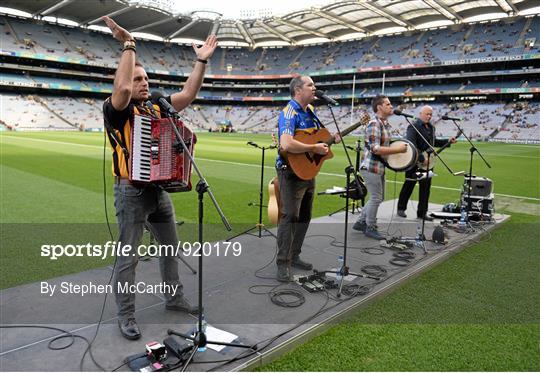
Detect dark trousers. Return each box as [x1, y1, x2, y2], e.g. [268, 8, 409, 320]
[397, 167, 432, 218]
[276, 167, 315, 266]
[113, 183, 183, 320]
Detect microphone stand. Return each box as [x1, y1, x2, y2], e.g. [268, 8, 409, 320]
[321, 104, 374, 297]
[226, 141, 277, 241]
[445, 119, 491, 222]
[161, 110, 253, 370]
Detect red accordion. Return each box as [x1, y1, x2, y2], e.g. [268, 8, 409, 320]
[129, 114, 196, 192]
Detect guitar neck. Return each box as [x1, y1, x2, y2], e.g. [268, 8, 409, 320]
[435, 130, 462, 155]
[435, 141, 451, 155]
[325, 119, 366, 146]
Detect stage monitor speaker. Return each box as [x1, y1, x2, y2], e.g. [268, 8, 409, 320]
[464, 176, 493, 197]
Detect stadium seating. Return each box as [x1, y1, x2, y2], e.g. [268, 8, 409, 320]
[0, 94, 75, 130]
[2, 15, 538, 74]
[1, 15, 539, 142]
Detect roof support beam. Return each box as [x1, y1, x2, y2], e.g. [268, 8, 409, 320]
[85, 7, 133, 25]
[274, 17, 329, 38]
[313, 10, 366, 33]
[236, 22, 255, 46]
[494, 0, 519, 14]
[255, 21, 293, 43]
[360, 1, 415, 28]
[131, 16, 175, 32]
[210, 19, 221, 36]
[424, 0, 463, 21]
[35, 0, 75, 17]
[167, 19, 197, 39]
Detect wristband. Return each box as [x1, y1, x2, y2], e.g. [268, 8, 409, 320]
[123, 40, 136, 49]
[196, 58, 208, 64]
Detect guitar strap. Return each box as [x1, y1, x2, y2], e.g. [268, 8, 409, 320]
[307, 106, 324, 129]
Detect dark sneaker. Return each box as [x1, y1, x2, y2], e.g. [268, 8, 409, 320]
[352, 220, 366, 232]
[397, 210, 407, 218]
[364, 226, 385, 240]
[418, 215, 434, 221]
[291, 257, 313, 270]
[276, 265, 290, 282]
[165, 297, 200, 314]
[118, 318, 141, 340]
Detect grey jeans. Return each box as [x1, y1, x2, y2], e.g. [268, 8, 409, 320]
[113, 183, 183, 320]
[276, 167, 315, 266]
[357, 169, 385, 227]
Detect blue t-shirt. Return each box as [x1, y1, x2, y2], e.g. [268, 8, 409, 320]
[276, 99, 322, 168]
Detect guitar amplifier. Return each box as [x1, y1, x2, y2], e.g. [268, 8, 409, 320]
[463, 176, 493, 197]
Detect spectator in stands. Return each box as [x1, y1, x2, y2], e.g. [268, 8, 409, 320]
[352, 95, 407, 240]
[396, 105, 456, 220]
[274, 75, 340, 282]
[101, 16, 217, 341]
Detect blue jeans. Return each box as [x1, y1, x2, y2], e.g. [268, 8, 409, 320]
[357, 169, 385, 227]
[113, 182, 183, 320]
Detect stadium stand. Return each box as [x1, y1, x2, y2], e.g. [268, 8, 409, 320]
[2, 15, 539, 74]
[0, 94, 75, 130]
[0, 13, 538, 142]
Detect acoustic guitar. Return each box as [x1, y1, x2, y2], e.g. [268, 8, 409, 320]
[267, 176, 280, 225]
[280, 111, 371, 180]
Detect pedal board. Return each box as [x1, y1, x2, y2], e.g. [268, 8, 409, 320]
[294, 273, 337, 292]
[380, 240, 409, 251]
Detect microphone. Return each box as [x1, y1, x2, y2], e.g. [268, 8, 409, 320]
[151, 91, 177, 115]
[145, 100, 158, 118]
[315, 90, 339, 106]
[393, 109, 416, 119]
[441, 115, 463, 121]
[247, 141, 258, 148]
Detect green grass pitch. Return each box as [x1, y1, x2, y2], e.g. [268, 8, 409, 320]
[1, 131, 539, 371]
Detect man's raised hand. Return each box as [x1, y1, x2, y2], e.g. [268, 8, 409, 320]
[192, 34, 218, 61]
[102, 16, 133, 42]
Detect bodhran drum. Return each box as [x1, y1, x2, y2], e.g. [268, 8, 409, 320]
[384, 139, 418, 172]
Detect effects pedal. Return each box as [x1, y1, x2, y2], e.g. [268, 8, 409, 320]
[380, 240, 408, 251]
[163, 336, 194, 362]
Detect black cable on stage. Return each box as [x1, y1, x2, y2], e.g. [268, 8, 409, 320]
[389, 257, 411, 266]
[253, 236, 279, 280]
[0, 325, 106, 371]
[341, 284, 372, 297]
[361, 264, 388, 278]
[306, 233, 385, 255]
[393, 251, 415, 260]
[269, 288, 305, 307]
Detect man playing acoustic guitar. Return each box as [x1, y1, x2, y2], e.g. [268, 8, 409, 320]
[275, 75, 340, 282]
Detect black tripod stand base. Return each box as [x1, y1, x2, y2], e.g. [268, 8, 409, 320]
[167, 328, 255, 350]
[225, 225, 277, 241]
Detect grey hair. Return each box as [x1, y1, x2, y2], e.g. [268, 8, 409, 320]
[289, 76, 306, 98]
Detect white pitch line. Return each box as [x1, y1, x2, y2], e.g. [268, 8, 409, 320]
[3, 136, 540, 201]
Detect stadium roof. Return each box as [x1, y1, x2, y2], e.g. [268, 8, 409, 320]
[1, 0, 539, 47]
